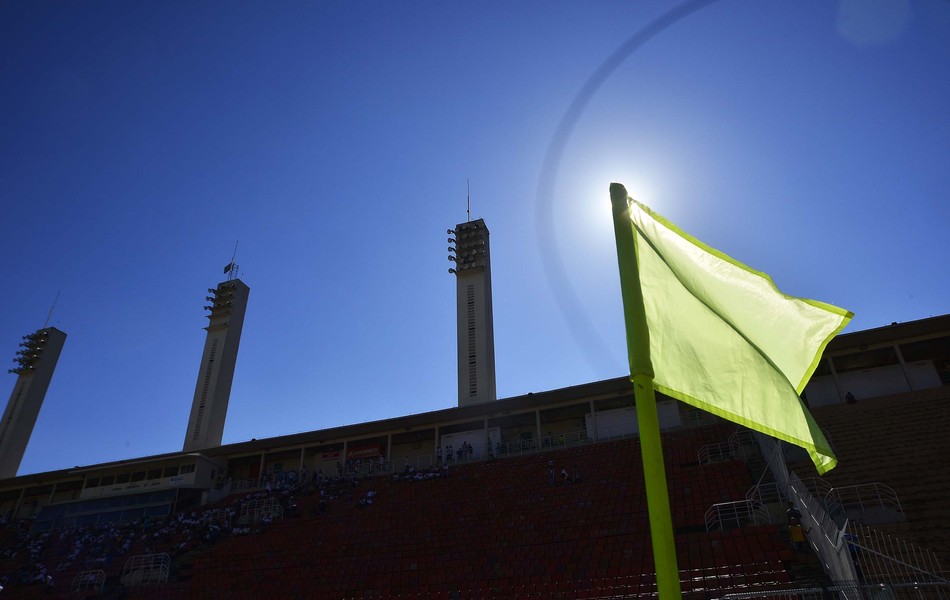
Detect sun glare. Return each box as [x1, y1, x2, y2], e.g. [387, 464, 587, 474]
[564, 163, 660, 244]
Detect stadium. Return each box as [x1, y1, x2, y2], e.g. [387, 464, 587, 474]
[4, 1, 950, 597]
[1, 213, 948, 600]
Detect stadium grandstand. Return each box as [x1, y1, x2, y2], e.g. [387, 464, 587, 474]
[0, 312, 947, 598]
[2, 225, 949, 599]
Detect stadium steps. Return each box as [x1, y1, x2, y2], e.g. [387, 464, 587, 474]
[783, 547, 834, 588]
[792, 386, 950, 567]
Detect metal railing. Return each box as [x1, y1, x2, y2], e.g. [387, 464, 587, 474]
[699, 441, 739, 464]
[824, 482, 905, 523]
[798, 476, 833, 500]
[705, 499, 771, 531]
[733, 429, 759, 463]
[333, 572, 950, 600]
[70, 569, 105, 593]
[848, 522, 947, 586]
[240, 496, 283, 524]
[745, 481, 785, 506]
[718, 581, 950, 600]
[699, 428, 755, 465]
[120, 553, 170, 587]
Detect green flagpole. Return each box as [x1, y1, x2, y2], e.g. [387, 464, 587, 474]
[609, 182, 682, 600]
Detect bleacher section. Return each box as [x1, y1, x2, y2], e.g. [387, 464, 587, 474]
[0, 422, 830, 598]
[0, 492, 232, 599]
[97, 424, 801, 599]
[796, 386, 950, 567]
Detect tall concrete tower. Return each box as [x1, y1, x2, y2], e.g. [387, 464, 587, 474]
[183, 277, 249, 452]
[448, 219, 497, 406]
[0, 327, 67, 479]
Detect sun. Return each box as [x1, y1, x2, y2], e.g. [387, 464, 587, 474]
[560, 157, 660, 245]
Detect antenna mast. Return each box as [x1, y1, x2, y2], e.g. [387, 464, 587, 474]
[43, 291, 60, 329]
[467, 179, 471, 223]
[225, 240, 239, 281]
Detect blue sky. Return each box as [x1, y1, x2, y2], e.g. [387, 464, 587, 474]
[2, 1, 948, 476]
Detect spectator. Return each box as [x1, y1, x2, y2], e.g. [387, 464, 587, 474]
[788, 518, 810, 552]
[786, 502, 802, 525]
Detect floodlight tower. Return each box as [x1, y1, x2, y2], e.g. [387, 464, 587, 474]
[183, 271, 249, 452]
[448, 219, 497, 406]
[0, 327, 67, 479]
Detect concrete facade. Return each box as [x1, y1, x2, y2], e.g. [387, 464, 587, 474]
[183, 279, 249, 452]
[0, 327, 67, 479]
[449, 219, 497, 407]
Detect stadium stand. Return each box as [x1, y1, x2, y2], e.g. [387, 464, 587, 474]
[1, 423, 814, 599]
[1, 315, 948, 598]
[793, 385, 950, 569]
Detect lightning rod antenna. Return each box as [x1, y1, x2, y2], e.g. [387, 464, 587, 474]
[467, 179, 471, 223]
[226, 240, 239, 281]
[43, 291, 60, 329]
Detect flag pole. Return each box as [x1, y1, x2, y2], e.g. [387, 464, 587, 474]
[609, 182, 682, 600]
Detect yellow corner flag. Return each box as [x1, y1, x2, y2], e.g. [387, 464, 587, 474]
[611, 184, 852, 475]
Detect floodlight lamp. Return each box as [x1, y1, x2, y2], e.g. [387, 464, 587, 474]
[447, 229, 455, 235]
[448, 268, 456, 274]
[448, 238, 456, 244]
[448, 256, 456, 262]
